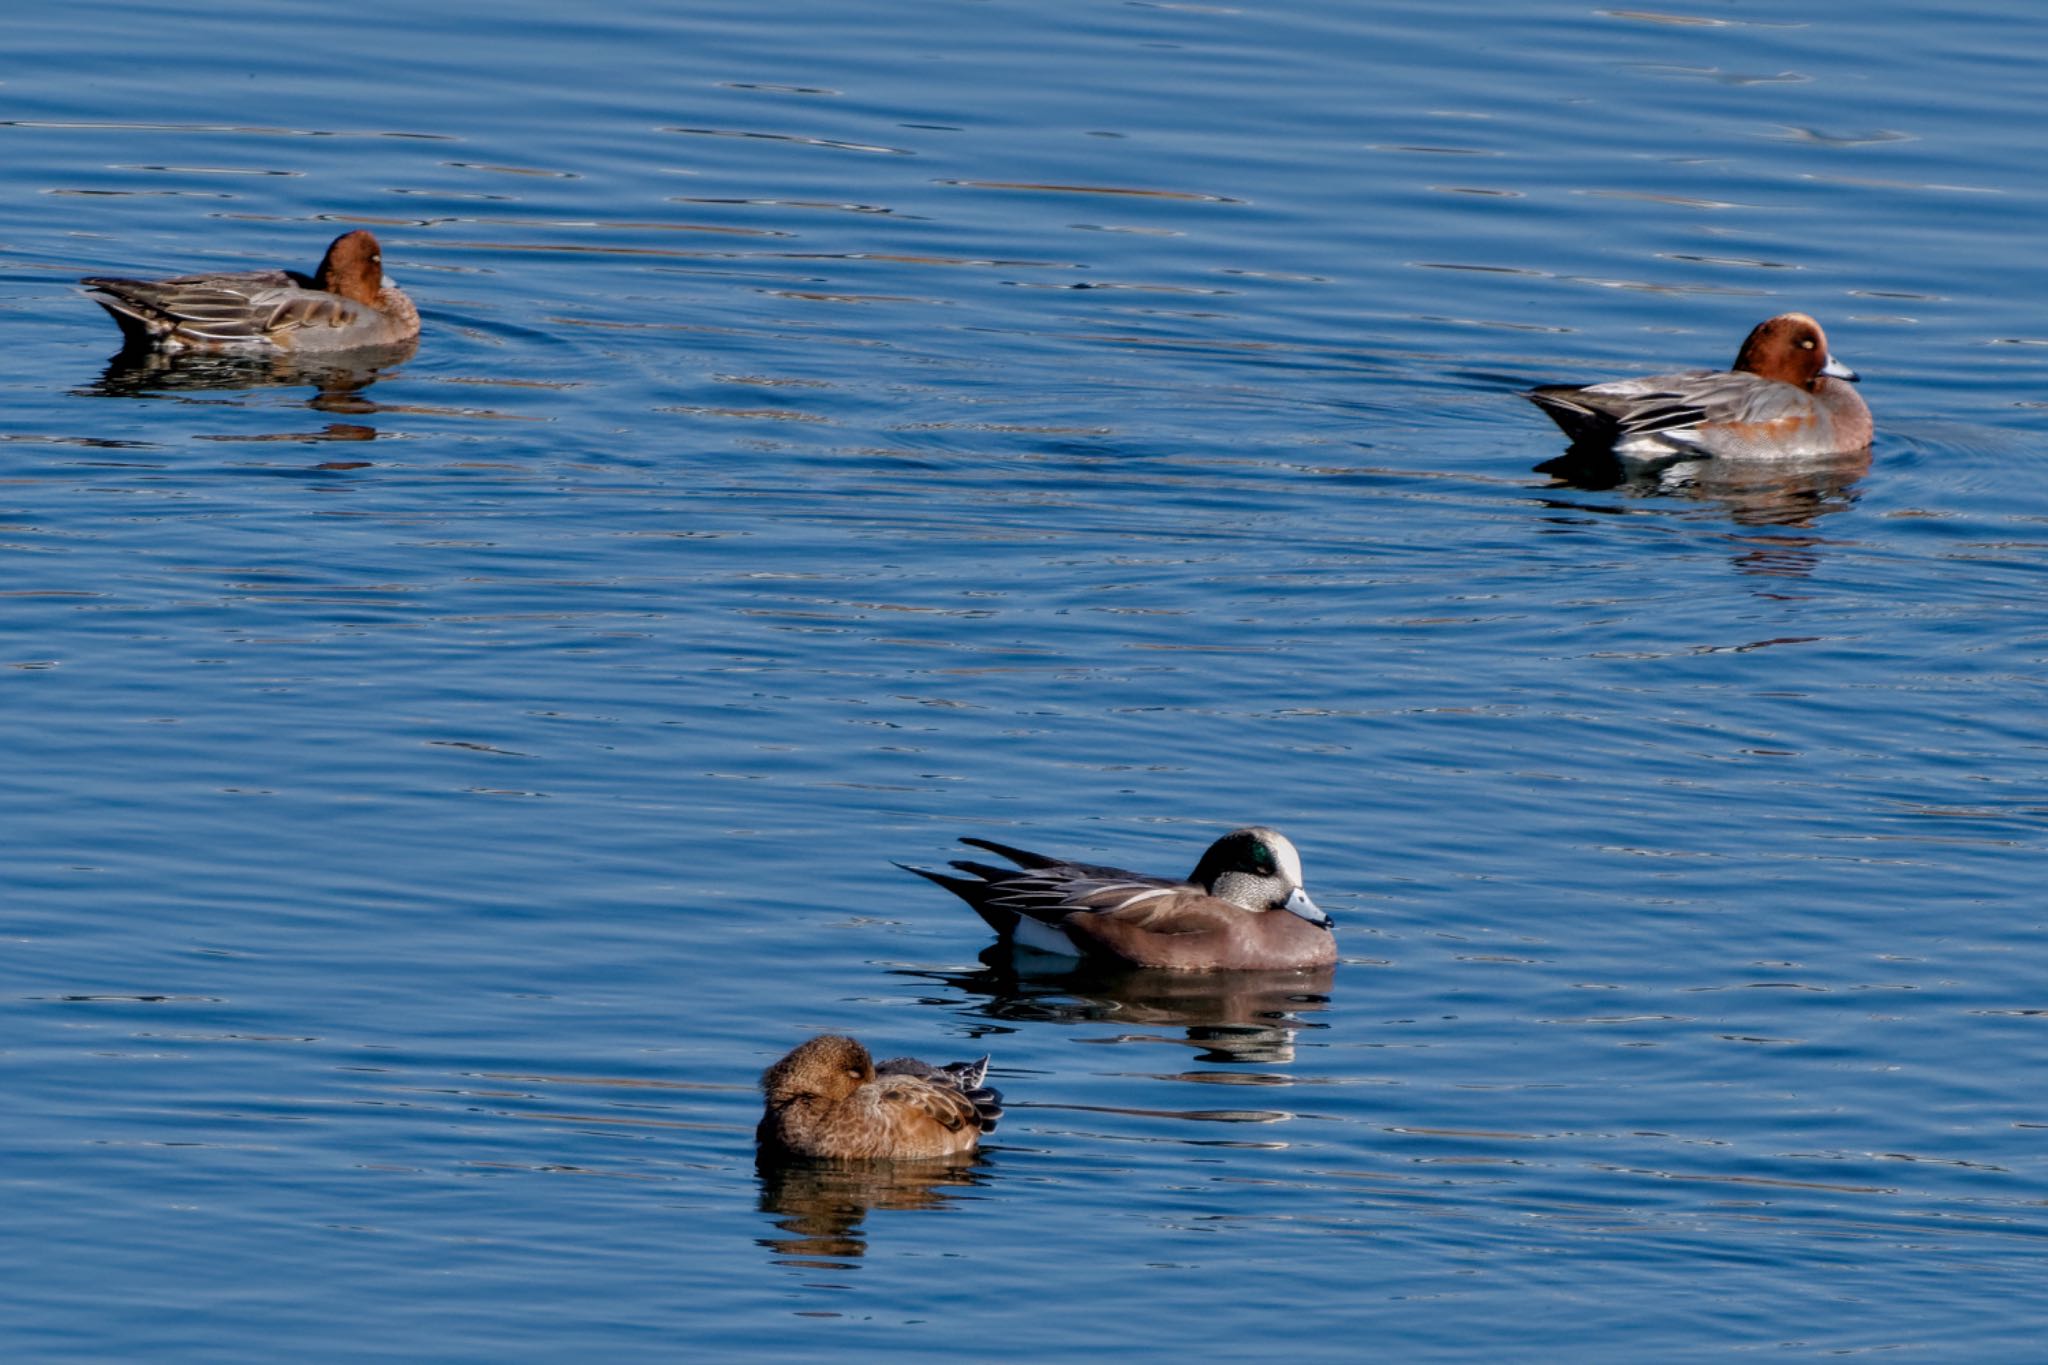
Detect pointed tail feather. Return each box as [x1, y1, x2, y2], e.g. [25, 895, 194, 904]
[895, 861, 1021, 937]
[1524, 385, 1615, 444]
[958, 835, 1065, 869]
[947, 858, 1017, 881]
[82, 284, 173, 347]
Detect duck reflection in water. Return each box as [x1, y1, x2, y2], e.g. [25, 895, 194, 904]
[77, 339, 417, 437]
[1536, 447, 1871, 579]
[903, 947, 1336, 1066]
[1536, 445, 1871, 529]
[755, 1150, 993, 1266]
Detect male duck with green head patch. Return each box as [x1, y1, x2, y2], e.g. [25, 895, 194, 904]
[902, 826, 1336, 971]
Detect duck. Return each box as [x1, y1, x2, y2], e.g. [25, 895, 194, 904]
[81, 229, 420, 353]
[902, 826, 1336, 971]
[1525, 312, 1871, 460]
[757, 1034, 1003, 1160]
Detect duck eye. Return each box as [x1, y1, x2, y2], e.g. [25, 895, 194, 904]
[1800, 338, 1814, 349]
[1251, 842, 1275, 873]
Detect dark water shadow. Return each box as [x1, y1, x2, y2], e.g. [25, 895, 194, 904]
[1534, 445, 1872, 528]
[75, 341, 418, 434]
[754, 1150, 993, 1266]
[898, 948, 1335, 1065]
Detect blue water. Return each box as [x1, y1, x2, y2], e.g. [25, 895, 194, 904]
[6, 0, 2048, 1359]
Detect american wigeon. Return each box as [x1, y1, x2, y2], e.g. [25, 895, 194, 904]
[902, 826, 1336, 971]
[757, 1035, 1003, 1160]
[81, 229, 420, 353]
[1525, 313, 1871, 460]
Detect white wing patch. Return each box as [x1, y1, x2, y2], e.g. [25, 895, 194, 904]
[1010, 914, 1082, 957]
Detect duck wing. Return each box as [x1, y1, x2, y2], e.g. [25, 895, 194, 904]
[870, 1072, 987, 1136]
[1531, 368, 1818, 456]
[82, 269, 375, 347]
[972, 862, 1189, 929]
[878, 1056, 1002, 1132]
[901, 838, 1176, 938]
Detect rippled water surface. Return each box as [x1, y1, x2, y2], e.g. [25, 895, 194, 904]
[7, 0, 2048, 1359]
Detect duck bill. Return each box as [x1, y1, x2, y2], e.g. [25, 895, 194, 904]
[1281, 886, 1332, 928]
[1821, 355, 1860, 383]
